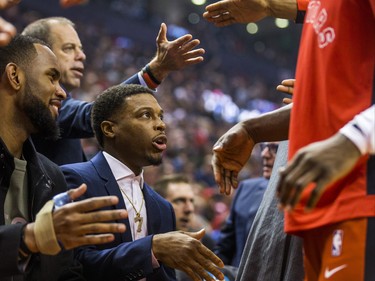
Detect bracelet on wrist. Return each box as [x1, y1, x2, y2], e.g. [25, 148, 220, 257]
[143, 64, 161, 85]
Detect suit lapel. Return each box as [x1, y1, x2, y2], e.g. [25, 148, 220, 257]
[91, 152, 132, 242]
[143, 183, 162, 234]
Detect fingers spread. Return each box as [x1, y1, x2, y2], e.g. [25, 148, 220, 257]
[179, 39, 200, 53]
[281, 79, 295, 87]
[76, 209, 128, 224]
[173, 34, 194, 48]
[72, 222, 126, 236]
[69, 196, 119, 213]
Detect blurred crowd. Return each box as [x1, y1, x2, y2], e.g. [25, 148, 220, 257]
[1, 1, 299, 238]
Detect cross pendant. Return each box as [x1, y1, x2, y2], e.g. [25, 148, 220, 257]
[134, 213, 143, 233]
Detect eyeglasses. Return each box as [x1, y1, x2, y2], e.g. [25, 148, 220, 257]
[260, 143, 279, 154]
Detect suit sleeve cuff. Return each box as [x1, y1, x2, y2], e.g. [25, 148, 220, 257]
[151, 250, 160, 269]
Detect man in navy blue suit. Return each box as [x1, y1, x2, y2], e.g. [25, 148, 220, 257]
[22, 17, 205, 165]
[61, 84, 224, 281]
[214, 142, 279, 267]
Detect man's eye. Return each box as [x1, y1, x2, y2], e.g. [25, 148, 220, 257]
[63, 46, 75, 53]
[142, 112, 151, 118]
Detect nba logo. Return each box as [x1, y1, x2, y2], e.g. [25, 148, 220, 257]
[331, 229, 344, 256]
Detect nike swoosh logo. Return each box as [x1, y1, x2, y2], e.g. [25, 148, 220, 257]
[324, 264, 347, 279]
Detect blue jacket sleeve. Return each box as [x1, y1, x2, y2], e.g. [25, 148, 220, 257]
[58, 73, 142, 139]
[122, 73, 141, 85]
[57, 96, 94, 138]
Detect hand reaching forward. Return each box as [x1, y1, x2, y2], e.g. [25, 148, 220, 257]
[152, 229, 225, 281]
[203, 0, 297, 27]
[212, 122, 255, 195]
[24, 184, 127, 253]
[148, 23, 205, 82]
[203, 0, 269, 27]
[277, 133, 362, 211]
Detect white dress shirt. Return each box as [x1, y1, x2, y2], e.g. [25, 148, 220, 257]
[103, 152, 147, 241]
[103, 152, 160, 280]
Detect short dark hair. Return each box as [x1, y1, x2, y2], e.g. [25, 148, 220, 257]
[92, 84, 155, 148]
[0, 35, 48, 76]
[21, 17, 75, 47]
[153, 174, 190, 198]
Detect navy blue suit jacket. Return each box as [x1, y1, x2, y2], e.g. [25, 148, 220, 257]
[32, 74, 140, 165]
[214, 177, 268, 267]
[60, 152, 177, 281]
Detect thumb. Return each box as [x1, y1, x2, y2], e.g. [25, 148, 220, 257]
[213, 144, 224, 152]
[183, 228, 206, 240]
[156, 22, 167, 44]
[67, 183, 87, 200]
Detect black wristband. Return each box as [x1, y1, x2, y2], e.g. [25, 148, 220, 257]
[143, 64, 161, 85]
[19, 224, 33, 257]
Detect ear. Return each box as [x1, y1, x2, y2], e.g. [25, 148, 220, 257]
[5, 63, 22, 90]
[101, 121, 116, 139]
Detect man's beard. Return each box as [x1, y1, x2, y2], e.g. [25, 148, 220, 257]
[148, 155, 163, 167]
[24, 83, 60, 140]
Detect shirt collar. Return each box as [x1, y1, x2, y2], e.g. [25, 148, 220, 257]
[103, 151, 144, 188]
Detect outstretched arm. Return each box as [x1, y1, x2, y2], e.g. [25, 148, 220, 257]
[124, 23, 205, 90]
[277, 105, 375, 211]
[212, 104, 291, 195]
[203, 0, 298, 27]
[152, 229, 224, 281]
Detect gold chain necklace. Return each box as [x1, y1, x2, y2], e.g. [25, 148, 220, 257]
[119, 187, 144, 233]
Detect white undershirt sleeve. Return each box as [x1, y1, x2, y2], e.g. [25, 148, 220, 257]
[339, 105, 375, 155]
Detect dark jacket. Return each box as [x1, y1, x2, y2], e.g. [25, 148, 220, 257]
[0, 138, 84, 281]
[61, 152, 177, 281]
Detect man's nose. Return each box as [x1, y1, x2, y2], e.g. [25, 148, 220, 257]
[155, 119, 166, 131]
[75, 48, 86, 61]
[184, 201, 194, 213]
[56, 83, 67, 100]
[261, 147, 271, 158]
